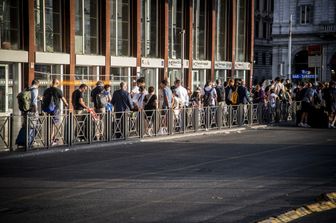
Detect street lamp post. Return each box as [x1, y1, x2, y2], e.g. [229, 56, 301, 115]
[288, 14, 293, 81]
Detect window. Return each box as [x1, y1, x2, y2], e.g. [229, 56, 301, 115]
[300, 5, 313, 25]
[75, 0, 99, 54]
[168, 0, 184, 59]
[110, 0, 130, 56]
[236, 0, 248, 62]
[193, 0, 207, 60]
[141, 0, 159, 58]
[0, 0, 21, 50]
[215, 0, 231, 61]
[35, 0, 63, 52]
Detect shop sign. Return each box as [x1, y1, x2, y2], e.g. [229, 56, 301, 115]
[111, 56, 136, 67]
[215, 61, 232, 69]
[141, 58, 164, 68]
[234, 62, 251, 70]
[193, 60, 211, 69]
[168, 59, 190, 68]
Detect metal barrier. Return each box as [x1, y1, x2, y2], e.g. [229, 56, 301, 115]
[0, 102, 303, 152]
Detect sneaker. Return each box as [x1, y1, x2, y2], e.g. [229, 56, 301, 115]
[298, 122, 304, 127]
[331, 125, 336, 129]
[328, 123, 332, 129]
[304, 123, 311, 128]
[51, 141, 58, 146]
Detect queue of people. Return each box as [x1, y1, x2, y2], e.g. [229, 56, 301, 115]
[16, 76, 336, 147]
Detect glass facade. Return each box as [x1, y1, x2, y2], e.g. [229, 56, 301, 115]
[110, 67, 129, 93]
[75, 0, 99, 54]
[215, 0, 231, 61]
[35, 0, 62, 52]
[168, 0, 184, 59]
[141, 0, 159, 58]
[0, 0, 20, 50]
[110, 0, 130, 56]
[192, 0, 207, 60]
[236, 0, 248, 62]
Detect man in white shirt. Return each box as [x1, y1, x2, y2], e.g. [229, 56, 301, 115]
[174, 79, 189, 107]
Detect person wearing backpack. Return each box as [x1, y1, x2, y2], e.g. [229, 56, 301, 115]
[91, 80, 107, 114]
[42, 78, 69, 146]
[16, 79, 41, 147]
[203, 81, 217, 107]
[215, 79, 225, 106]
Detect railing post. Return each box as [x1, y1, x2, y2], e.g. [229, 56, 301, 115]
[88, 112, 92, 144]
[46, 114, 51, 149]
[194, 108, 199, 132]
[25, 114, 29, 151]
[124, 112, 129, 140]
[9, 114, 13, 152]
[229, 105, 232, 128]
[217, 105, 223, 129]
[69, 112, 73, 146]
[140, 111, 144, 139]
[168, 109, 173, 135]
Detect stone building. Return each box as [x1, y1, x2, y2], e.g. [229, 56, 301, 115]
[272, 0, 336, 82]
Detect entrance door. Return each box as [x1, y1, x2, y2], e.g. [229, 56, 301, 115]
[192, 70, 206, 91]
[0, 65, 9, 114]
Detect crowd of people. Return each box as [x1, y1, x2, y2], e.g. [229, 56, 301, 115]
[16, 76, 336, 146]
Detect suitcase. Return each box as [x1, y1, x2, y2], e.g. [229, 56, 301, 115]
[16, 127, 35, 147]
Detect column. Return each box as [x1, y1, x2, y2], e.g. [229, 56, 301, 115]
[136, 0, 141, 72]
[231, 0, 237, 79]
[164, 0, 169, 80]
[69, 0, 76, 106]
[105, 0, 111, 82]
[188, 0, 193, 89]
[211, 0, 216, 81]
[27, 0, 35, 86]
[249, 0, 254, 89]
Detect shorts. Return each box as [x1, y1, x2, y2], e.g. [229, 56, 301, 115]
[301, 101, 312, 113]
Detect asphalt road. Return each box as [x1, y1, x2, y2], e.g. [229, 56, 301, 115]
[0, 127, 335, 223]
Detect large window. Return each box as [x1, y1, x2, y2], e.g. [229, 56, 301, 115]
[300, 5, 313, 25]
[235, 0, 248, 62]
[110, 0, 130, 56]
[0, 0, 20, 50]
[168, 0, 184, 59]
[35, 0, 62, 52]
[75, 0, 99, 54]
[215, 0, 231, 61]
[193, 0, 207, 60]
[141, 0, 159, 58]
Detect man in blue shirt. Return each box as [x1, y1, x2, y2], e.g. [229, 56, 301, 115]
[160, 80, 172, 110]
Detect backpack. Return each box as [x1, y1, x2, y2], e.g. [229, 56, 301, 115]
[216, 86, 225, 102]
[231, 90, 238, 105]
[96, 92, 108, 109]
[17, 88, 31, 112]
[203, 89, 212, 107]
[42, 95, 56, 113]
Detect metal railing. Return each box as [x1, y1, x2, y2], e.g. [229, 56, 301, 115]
[0, 101, 302, 152]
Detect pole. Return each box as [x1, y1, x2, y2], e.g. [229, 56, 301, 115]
[288, 14, 293, 80]
[181, 29, 185, 84]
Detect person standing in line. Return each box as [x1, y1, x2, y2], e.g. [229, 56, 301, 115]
[111, 82, 133, 138]
[42, 78, 68, 145]
[174, 79, 189, 108]
[90, 80, 105, 114]
[160, 80, 173, 110]
[299, 82, 314, 128]
[72, 84, 89, 141]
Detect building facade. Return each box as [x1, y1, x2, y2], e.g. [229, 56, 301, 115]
[0, 0, 254, 114]
[253, 0, 273, 84]
[272, 0, 336, 82]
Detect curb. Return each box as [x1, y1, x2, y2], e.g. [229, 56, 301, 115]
[256, 192, 336, 223]
[0, 125, 268, 160]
